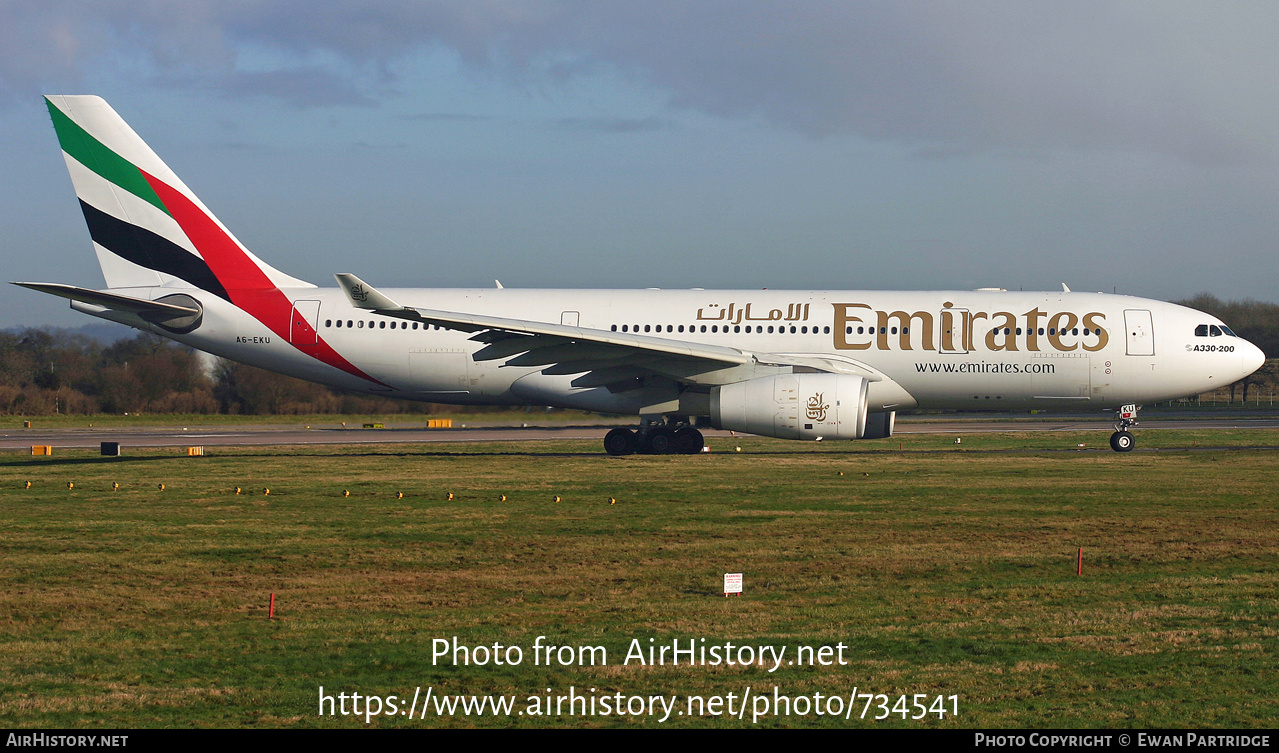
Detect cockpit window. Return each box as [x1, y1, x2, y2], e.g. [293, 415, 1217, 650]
[1196, 323, 1239, 337]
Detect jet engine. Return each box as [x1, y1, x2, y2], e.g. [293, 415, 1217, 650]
[710, 373, 871, 440]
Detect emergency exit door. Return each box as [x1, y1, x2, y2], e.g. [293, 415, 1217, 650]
[1124, 309, 1154, 356]
[290, 300, 321, 346]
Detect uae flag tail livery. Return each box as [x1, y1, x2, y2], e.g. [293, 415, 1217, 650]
[32, 95, 378, 384]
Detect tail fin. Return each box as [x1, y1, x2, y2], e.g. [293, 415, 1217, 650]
[45, 95, 312, 295]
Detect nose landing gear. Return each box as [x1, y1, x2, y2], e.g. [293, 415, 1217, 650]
[1109, 404, 1138, 452]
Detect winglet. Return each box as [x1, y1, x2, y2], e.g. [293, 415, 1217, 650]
[334, 273, 406, 311]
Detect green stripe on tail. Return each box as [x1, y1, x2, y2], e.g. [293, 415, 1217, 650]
[45, 97, 170, 217]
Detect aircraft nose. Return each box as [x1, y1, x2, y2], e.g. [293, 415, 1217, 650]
[1240, 339, 1266, 378]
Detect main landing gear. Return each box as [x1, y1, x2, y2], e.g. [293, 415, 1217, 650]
[1109, 404, 1138, 453]
[604, 420, 704, 456]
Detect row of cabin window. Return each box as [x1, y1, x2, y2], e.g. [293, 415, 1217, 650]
[843, 326, 1099, 336]
[986, 327, 1100, 336]
[324, 319, 446, 331]
[320, 318, 1107, 339]
[610, 323, 833, 334]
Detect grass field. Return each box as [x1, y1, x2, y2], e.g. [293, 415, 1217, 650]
[2, 429, 1278, 728]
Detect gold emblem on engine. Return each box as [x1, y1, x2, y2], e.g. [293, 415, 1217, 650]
[806, 393, 829, 421]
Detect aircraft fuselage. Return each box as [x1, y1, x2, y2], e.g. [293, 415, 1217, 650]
[93, 286, 1263, 415]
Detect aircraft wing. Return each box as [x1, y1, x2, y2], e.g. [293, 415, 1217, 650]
[335, 274, 882, 389]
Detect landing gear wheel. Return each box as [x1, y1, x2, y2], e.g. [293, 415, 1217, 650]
[1110, 430, 1135, 453]
[604, 428, 637, 456]
[1109, 404, 1139, 453]
[674, 427, 704, 455]
[646, 427, 676, 455]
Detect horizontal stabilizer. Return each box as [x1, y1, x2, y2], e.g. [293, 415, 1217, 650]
[12, 282, 200, 316]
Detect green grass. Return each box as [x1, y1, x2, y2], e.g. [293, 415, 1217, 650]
[2, 431, 1278, 727]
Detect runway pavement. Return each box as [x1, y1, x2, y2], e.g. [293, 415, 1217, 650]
[3, 415, 1278, 451]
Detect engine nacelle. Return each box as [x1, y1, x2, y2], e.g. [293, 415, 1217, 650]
[711, 373, 869, 440]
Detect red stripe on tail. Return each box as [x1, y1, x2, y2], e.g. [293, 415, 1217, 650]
[140, 170, 387, 386]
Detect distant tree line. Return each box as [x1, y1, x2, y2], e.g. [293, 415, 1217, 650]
[0, 328, 471, 416]
[3, 294, 1277, 415]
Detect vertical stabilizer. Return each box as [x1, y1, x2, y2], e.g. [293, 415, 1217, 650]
[45, 95, 313, 293]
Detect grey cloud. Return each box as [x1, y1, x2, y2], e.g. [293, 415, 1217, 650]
[3, 1, 1277, 163]
[350, 140, 409, 151]
[553, 116, 672, 133]
[211, 69, 380, 108]
[398, 112, 498, 122]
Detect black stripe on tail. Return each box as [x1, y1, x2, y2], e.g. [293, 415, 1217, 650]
[79, 200, 231, 302]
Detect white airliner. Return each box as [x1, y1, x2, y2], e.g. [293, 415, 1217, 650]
[18, 96, 1266, 454]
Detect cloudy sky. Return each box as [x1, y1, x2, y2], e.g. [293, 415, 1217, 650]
[2, 1, 1277, 328]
